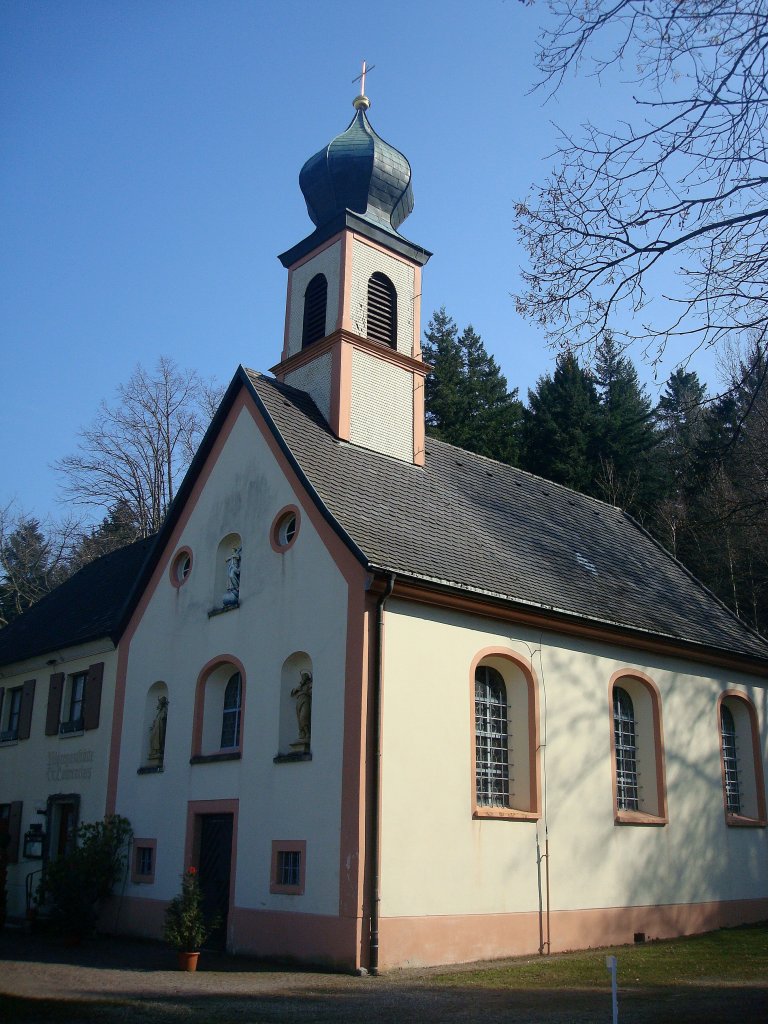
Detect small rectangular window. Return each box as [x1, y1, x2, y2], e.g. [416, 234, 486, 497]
[131, 839, 157, 883]
[0, 688, 22, 742]
[60, 673, 87, 734]
[278, 850, 300, 887]
[270, 840, 306, 895]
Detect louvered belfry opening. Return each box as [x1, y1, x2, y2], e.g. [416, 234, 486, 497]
[367, 272, 397, 347]
[302, 273, 328, 348]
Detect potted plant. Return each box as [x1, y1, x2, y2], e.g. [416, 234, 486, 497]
[163, 866, 218, 971]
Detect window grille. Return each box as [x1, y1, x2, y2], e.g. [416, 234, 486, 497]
[366, 272, 397, 347]
[137, 846, 153, 876]
[302, 274, 327, 348]
[277, 850, 301, 887]
[613, 687, 639, 811]
[220, 672, 242, 749]
[475, 666, 509, 806]
[721, 705, 741, 815]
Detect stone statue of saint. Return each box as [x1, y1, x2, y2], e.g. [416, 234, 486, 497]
[223, 546, 242, 606]
[148, 696, 168, 763]
[291, 671, 313, 743]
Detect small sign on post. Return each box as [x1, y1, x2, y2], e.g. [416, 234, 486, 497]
[605, 955, 618, 1024]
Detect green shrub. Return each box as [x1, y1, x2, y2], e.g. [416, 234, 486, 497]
[37, 814, 132, 937]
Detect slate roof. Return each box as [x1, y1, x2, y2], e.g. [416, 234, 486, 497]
[245, 370, 768, 666]
[0, 537, 154, 668]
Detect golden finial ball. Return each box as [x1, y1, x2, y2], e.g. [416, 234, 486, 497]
[353, 94, 371, 110]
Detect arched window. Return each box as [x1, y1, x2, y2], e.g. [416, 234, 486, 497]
[471, 651, 540, 820]
[609, 671, 667, 824]
[367, 272, 397, 347]
[191, 657, 246, 762]
[720, 705, 740, 815]
[475, 665, 509, 807]
[718, 692, 767, 825]
[220, 672, 242, 749]
[302, 273, 327, 348]
[613, 687, 638, 811]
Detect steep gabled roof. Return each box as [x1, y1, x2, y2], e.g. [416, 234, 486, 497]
[244, 370, 768, 667]
[0, 537, 154, 668]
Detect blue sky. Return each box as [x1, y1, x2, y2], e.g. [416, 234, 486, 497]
[1, 0, 723, 527]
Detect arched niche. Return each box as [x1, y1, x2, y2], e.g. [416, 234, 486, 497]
[278, 652, 313, 757]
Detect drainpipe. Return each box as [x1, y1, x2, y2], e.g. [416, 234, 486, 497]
[369, 571, 395, 977]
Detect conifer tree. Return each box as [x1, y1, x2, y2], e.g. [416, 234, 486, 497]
[520, 351, 601, 494]
[593, 332, 661, 515]
[423, 309, 521, 464]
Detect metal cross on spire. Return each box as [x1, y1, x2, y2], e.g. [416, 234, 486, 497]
[353, 59, 375, 94]
[352, 59, 375, 109]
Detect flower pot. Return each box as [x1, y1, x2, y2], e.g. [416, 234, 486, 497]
[177, 951, 200, 972]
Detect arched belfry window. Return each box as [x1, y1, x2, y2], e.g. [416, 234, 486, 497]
[367, 272, 397, 348]
[302, 273, 328, 348]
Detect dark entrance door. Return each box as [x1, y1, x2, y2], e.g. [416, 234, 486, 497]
[197, 813, 233, 950]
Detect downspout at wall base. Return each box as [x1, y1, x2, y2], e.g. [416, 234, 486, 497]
[369, 572, 395, 977]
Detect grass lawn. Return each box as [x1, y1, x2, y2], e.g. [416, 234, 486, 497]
[433, 922, 768, 990]
[0, 922, 766, 1023]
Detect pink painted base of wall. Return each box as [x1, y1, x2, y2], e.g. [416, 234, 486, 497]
[106, 895, 768, 972]
[377, 897, 768, 969]
[112, 896, 362, 970]
[230, 906, 361, 970]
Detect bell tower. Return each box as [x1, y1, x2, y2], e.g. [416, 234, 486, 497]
[272, 86, 431, 466]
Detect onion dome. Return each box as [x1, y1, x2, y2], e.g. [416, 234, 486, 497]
[299, 99, 414, 235]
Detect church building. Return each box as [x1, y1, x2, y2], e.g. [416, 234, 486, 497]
[1, 87, 767, 972]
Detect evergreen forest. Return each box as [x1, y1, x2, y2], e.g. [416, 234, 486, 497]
[424, 309, 768, 639]
[2, 319, 767, 641]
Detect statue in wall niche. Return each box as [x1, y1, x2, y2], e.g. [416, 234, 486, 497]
[290, 671, 313, 750]
[223, 545, 241, 606]
[147, 695, 169, 763]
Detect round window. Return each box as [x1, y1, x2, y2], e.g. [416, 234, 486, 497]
[271, 507, 300, 552]
[170, 548, 193, 587]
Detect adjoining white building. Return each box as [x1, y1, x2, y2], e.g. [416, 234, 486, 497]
[2, 90, 767, 971]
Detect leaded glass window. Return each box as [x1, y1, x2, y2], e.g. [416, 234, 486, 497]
[220, 672, 242, 749]
[721, 705, 741, 815]
[613, 686, 638, 811]
[475, 666, 509, 807]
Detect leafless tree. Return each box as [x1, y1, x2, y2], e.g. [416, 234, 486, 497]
[516, 1, 768, 365]
[55, 357, 223, 538]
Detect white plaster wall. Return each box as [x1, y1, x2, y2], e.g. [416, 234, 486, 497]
[350, 239, 415, 356]
[116, 406, 350, 918]
[0, 643, 119, 917]
[287, 242, 341, 356]
[284, 350, 333, 425]
[379, 600, 768, 919]
[350, 348, 413, 461]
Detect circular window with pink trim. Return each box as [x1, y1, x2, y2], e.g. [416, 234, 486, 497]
[170, 547, 193, 588]
[271, 506, 301, 553]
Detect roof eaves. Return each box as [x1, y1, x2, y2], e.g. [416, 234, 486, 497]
[368, 564, 768, 669]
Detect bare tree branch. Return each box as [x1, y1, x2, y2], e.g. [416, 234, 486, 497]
[516, 1, 768, 362]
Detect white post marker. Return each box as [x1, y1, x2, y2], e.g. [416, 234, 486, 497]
[605, 955, 618, 1024]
